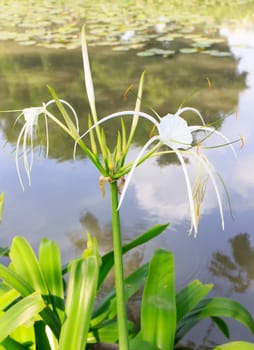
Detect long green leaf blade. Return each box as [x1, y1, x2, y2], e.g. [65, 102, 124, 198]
[176, 279, 213, 322]
[47, 86, 79, 140]
[126, 71, 145, 151]
[0, 264, 34, 296]
[58, 236, 100, 350]
[140, 249, 176, 350]
[176, 297, 254, 342]
[34, 320, 55, 350]
[1, 336, 33, 350]
[88, 320, 135, 344]
[9, 237, 48, 295]
[214, 341, 254, 350]
[0, 292, 45, 343]
[130, 338, 160, 350]
[39, 238, 64, 322]
[0, 286, 20, 311]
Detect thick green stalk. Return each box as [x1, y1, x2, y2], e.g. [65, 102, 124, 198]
[110, 181, 129, 350]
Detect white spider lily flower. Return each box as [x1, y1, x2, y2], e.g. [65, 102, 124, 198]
[15, 106, 47, 191]
[157, 114, 193, 149]
[74, 107, 236, 236]
[15, 100, 79, 191]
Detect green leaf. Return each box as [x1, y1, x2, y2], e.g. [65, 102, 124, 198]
[0, 193, 4, 224]
[126, 71, 145, 152]
[88, 320, 135, 344]
[47, 85, 79, 140]
[88, 114, 98, 156]
[34, 320, 54, 350]
[0, 292, 45, 343]
[9, 323, 35, 349]
[114, 131, 122, 166]
[93, 263, 149, 323]
[39, 238, 64, 322]
[176, 279, 213, 322]
[212, 316, 230, 339]
[176, 297, 254, 342]
[58, 237, 100, 350]
[0, 264, 34, 296]
[0, 287, 20, 311]
[1, 336, 33, 350]
[5, 237, 61, 338]
[214, 341, 254, 350]
[9, 237, 48, 295]
[140, 249, 176, 350]
[0, 247, 9, 257]
[130, 338, 160, 350]
[99, 223, 169, 288]
[120, 117, 127, 159]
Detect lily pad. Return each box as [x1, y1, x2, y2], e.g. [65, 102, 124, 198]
[192, 41, 212, 48]
[179, 47, 198, 54]
[137, 48, 175, 57]
[112, 46, 131, 51]
[201, 50, 231, 57]
[19, 40, 37, 46]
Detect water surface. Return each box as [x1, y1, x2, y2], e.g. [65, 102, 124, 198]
[1, 10, 254, 349]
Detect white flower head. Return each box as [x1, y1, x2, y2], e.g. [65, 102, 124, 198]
[76, 106, 237, 236]
[16, 99, 79, 191]
[157, 114, 192, 149]
[15, 106, 47, 191]
[22, 107, 44, 135]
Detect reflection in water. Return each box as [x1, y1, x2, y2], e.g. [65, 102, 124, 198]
[210, 232, 254, 293]
[0, 36, 246, 162]
[70, 211, 144, 286]
[70, 211, 113, 252]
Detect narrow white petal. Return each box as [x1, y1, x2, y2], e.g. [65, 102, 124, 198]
[201, 126, 238, 159]
[177, 107, 206, 126]
[15, 124, 27, 191]
[22, 127, 32, 186]
[117, 136, 160, 210]
[191, 151, 224, 230]
[45, 99, 80, 133]
[43, 110, 49, 159]
[81, 26, 97, 120]
[175, 150, 198, 235]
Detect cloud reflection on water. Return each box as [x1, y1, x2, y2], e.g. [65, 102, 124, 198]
[130, 27, 254, 232]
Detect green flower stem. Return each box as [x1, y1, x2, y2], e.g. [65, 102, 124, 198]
[110, 181, 129, 350]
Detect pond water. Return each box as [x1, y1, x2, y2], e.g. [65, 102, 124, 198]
[1, 3, 254, 349]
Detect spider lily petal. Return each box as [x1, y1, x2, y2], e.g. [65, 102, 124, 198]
[175, 150, 198, 234]
[190, 125, 238, 159]
[191, 151, 225, 231]
[117, 136, 160, 210]
[157, 114, 193, 149]
[15, 99, 79, 191]
[81, 25, 97, 121]
[70, 103, 232, 235]
[177, 106, 206, 126]
[45, 99, 80, 134]
[16, 107, 46, 191]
